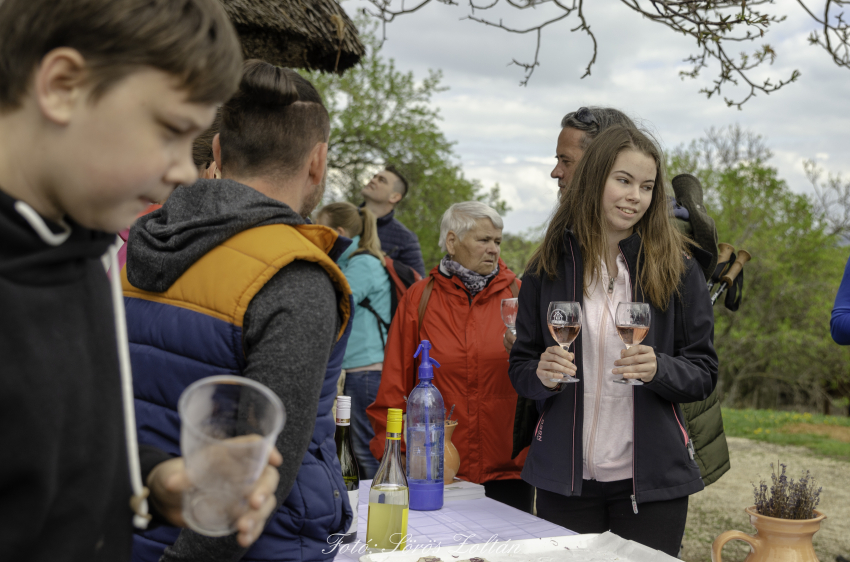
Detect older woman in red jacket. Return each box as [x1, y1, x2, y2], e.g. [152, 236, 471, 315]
[366, 201, 531, 512]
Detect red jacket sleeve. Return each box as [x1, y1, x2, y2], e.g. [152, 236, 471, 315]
[367, 280, 427, 460]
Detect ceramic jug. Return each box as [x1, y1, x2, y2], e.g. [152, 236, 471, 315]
[712, 506, 826, 562]
[444, 420, 460, 485]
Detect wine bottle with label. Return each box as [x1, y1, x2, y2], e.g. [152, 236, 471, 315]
[335, 396, 360, 544]
[366, 408, 409, 553]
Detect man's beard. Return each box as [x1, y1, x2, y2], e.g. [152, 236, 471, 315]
[299, 167, 327, 218]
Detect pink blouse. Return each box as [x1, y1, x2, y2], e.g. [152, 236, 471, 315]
[580, 254, 634, 482]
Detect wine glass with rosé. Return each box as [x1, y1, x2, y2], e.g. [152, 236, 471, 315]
[546, 302, 582, 384]
[613, 302, 651, 385]
[500, 298, 518, 335]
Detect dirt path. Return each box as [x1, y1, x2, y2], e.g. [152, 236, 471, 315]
[681, 437, 850, 561]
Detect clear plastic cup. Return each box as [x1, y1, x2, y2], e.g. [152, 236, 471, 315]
[178, 375, 285, 536]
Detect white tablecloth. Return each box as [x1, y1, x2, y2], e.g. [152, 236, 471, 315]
[331, 481, 573, 561]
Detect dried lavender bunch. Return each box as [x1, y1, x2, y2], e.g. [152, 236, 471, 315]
[752, 463, 822, 519]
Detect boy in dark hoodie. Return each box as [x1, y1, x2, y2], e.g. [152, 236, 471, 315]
[0, 1, 282, 560]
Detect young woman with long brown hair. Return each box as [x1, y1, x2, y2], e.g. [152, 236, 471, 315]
[508, 126, 717, 555]
[317, 201, 391, 478]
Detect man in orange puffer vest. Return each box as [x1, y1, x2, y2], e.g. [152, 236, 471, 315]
[123, 62, 354, 562]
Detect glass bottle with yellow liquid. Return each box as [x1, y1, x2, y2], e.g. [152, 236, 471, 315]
[366, 408, 409, 553]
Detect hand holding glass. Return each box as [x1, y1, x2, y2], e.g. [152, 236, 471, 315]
[178, 375, 286, 536]
[614, 302, 651, 385]
[501, 298, 518, 335]
[546, 301, 581, 384]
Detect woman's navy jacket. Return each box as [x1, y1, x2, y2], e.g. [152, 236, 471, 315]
[508, 230, 718, 505]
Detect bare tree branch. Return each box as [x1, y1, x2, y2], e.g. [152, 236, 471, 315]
[462, 1, 583, 85]
[799, 0, 850, 68]
[361, 0, 850, 106]
[618, 1, 800, 108]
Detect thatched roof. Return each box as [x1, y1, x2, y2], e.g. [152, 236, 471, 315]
[221, 0, 364, 73]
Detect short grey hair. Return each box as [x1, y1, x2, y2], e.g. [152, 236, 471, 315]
[438, 201, 504, 252]
[560, 107, 636, 149]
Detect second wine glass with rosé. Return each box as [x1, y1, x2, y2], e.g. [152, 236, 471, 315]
[546, 301, 581, 384]
[613, 302, 651, 385]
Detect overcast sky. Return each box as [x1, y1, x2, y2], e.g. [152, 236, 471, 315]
[345, 0, 850, 234]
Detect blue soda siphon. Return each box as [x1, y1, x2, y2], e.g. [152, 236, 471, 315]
[406, 340, 445, 510]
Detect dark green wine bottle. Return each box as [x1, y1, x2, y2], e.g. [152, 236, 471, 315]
[335, 396, 360, 544]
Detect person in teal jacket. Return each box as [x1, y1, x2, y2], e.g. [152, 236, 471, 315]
[318, 202, 392, 477]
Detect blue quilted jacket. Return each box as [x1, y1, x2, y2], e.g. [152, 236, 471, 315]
[124, 210, 355, 562]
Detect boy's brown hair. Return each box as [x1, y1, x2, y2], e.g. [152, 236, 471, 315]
[0, 0, 243, 110]
[219, 60, 330, 178]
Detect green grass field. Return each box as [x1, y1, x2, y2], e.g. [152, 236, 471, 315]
[722, 408, 850, 461]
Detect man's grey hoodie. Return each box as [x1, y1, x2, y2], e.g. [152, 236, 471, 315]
[125, 179, 341, 561]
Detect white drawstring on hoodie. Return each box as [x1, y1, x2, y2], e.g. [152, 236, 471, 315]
[15, 201, 151, 530]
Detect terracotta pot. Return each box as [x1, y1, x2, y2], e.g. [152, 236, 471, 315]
[712, 506, 826, 562]
[444, 420, 460, 485]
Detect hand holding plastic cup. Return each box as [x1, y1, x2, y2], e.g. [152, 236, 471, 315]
[178, 375, 286, 536]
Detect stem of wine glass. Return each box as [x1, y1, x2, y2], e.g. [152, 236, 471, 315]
[561, 344, 573, 380]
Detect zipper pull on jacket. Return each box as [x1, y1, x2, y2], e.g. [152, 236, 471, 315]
[631, 494, 639, 514]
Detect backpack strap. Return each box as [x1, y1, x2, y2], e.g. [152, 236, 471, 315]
[358, 296, 390, 348]
[411, 276, 436, 390]
[509, 278, 519, 298]
[417, 276, 435, 338]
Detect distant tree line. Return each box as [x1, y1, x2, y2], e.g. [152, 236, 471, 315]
[669, 126, 850, 415]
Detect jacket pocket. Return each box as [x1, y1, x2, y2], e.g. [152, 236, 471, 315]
[534, 403, 552, 442]
[671, 403, 697, 468]
[318, 440, 349, 533]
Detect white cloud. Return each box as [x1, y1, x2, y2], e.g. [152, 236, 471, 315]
[526, 156, 554, 165]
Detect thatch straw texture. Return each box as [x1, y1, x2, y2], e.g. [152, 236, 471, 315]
[221, 0, 364, 72]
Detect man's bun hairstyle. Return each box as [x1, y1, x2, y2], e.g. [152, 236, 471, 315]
[236, 61, 300, 107]
[0, 0, 242, 110]
[219, 60, 329, 178]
